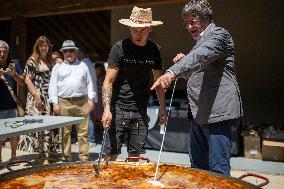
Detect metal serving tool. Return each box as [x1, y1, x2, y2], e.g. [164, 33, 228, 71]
[148, 79, 177, 188]
[93, 128, 109, 176]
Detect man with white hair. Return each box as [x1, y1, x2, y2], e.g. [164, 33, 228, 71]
[0, 40, 25, 162]
[102, 7, 166, 161]
[49, 40, 96, 161]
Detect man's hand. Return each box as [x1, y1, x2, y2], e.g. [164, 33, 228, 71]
[151, 72, 175, 90]
[173, 53, 185, 63]
[5, 65, 17, 77]
[102, 109, 112, 128]
[53, 104, 61, 115]
[88, 100, 95, 112]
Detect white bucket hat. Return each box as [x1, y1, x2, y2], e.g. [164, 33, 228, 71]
[119, 6, 163, 27]
[60, 40, 79, 52]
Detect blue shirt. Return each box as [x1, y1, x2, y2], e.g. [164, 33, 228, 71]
[0, 62, 23, 110]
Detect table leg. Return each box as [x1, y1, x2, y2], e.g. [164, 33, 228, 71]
[61, 127, 67, 161]
[37, 131, 46, 164]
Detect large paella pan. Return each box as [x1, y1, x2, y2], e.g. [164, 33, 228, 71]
[0, 158, 268, 189]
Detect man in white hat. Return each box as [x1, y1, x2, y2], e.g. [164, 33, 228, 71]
[48, 40, 96, 161]
[102, 7, 166, 161]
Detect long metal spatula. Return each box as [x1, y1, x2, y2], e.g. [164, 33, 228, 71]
[93, 128, 109, 176]
[148, 80, 177, 187]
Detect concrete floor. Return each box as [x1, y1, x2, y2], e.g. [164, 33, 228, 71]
[1, 144, 283, 189]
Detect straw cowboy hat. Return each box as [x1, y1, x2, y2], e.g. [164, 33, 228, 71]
[60, 40, 79, 52]
[119, 6, 163, 27]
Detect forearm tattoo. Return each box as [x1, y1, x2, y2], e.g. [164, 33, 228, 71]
[102, 87, 112, 107]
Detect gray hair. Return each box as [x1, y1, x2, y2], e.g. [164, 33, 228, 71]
[0, 40, 9, 51]
[182, 0, 212, 21]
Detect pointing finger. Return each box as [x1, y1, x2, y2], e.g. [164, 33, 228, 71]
[150, 79, 160, 90]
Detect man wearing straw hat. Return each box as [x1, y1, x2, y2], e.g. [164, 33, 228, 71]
[102, 6, 166, 161]
[151, 0, 243, 176]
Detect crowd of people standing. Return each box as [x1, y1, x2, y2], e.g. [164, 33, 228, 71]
[1, 37, 105, 163]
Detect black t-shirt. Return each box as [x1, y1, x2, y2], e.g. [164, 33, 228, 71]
[107, 38, 162, 110]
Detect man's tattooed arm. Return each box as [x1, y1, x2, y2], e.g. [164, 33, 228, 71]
[102, 87, 112, 107]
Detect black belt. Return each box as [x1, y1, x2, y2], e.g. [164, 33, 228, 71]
[59, 96, 86, 101]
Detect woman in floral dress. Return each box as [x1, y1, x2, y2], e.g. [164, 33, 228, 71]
[18, 36, 59, 162]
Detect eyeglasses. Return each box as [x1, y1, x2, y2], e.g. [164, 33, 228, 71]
[0, 49, 8, 55]
[183, 18, 201, 27]
[62, 49, 75, 53]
